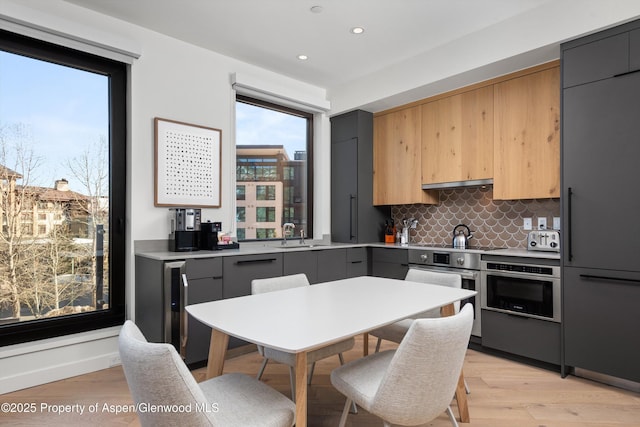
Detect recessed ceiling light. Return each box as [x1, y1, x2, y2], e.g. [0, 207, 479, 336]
[350, 27, 365, 34]
[297, 54, 308, 60]
[310, 6, 323, 13]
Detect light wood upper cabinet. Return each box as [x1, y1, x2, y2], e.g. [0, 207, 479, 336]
[421, 86, 493, 185]
[493, 66, 560, 200]
[373, 107, 438, 205]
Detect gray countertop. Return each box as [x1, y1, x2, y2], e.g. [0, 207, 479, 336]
[135, 240, 560, 261]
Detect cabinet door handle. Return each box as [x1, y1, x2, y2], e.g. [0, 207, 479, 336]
[580, 274, 640, 284]
[350, 260, 363, 264]
[180, 274, 189, 360]
[235, 258, 278, 265]
[349, 194, 357, 241]
[567, 187, 573, 261]
[613, 68, 640, 78]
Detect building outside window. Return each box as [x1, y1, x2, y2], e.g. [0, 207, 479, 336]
[236, 185, 246, 200]
[236, 206, 246, 222]
[235, 96, 312, 241]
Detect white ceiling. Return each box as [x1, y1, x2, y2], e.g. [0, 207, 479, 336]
[63, 0, 553, 90]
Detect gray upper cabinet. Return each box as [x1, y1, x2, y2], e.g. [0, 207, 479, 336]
[563, 23, 640, 89]
[562, 33, 629, 88]
[331, 110, 390, 243]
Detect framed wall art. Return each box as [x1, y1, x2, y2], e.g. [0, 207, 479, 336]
[154, 117, 222, 207]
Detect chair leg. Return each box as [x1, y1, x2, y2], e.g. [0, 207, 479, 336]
[288, 366, 296, 400]
[256, 357, 269, 380]
[308, 362, 316, 385]
[338, 398, 352, 427]
[336, 352, 357, 413]
[375, 337, 382, 353]
[446, 405, 459, 427]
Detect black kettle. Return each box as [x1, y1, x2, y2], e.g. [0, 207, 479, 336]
[452, 224, 473, 249]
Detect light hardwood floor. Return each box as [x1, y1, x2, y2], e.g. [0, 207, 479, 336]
[3, 335, 640, 426]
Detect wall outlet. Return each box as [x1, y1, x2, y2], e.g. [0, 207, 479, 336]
[538, 217, 547, 230]
[553, 217, 561, 230]
[523, 218, 532, 230]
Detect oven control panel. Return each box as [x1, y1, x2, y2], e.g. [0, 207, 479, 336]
[527, 230, 560, 252]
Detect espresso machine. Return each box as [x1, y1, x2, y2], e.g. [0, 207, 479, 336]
[169, 208, 201, 251]
[199, 221, 222, 250]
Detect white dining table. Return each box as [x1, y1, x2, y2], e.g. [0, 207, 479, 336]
[186, 275, 476, 427]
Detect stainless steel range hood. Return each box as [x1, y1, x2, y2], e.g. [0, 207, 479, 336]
[422, 178, 493, 190]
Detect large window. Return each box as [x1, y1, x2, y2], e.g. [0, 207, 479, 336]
[235, 96, 313, 240]
[0, 30, 126, 346]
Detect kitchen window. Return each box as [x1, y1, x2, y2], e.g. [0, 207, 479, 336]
[236, 95, 313, 240]
[0, 29, 126, 346]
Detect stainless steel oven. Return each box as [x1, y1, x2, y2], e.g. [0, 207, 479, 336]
[481, 258, 561, 322]
[408, 248, 482, 337]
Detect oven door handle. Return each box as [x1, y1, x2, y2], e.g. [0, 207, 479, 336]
[408, 265, 478, 281]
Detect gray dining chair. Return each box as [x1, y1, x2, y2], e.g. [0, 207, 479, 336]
[331, 303, 474, 427]
[369, 268, 462, 353]
[251, 273, 356, 398]
[118, 320, 295, 427]
[369, 268, 471, 395]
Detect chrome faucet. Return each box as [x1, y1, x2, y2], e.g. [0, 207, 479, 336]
[282, 222, 295, 245]
[299, 229, 306, 245]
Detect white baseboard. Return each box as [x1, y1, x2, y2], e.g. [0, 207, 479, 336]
[0, 327, 121, 394]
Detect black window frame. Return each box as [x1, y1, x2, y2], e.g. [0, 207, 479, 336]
[236, 95, 314, 240]
[0, 29, 126, 346]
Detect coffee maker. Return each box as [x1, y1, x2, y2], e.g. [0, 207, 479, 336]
[199, 221, 221, 250]
[169, 208, 201, 251]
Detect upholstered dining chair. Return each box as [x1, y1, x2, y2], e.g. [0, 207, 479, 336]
[118, 320, 295, 427]
[251, 273, 356, 398]
[369, 268, 470, 395]
[331, 303, 474, 427]
[369, 268, 463, 353]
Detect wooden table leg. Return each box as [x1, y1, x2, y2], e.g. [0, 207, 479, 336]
[363, 333, 369, 356]
[455, 370, 470, 423]
[295, 352, 308, 427]
[206, 329, 229, 379]
[441, 302, 470, 423]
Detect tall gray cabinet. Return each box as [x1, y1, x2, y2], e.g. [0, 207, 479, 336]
[331, 110, 390, 243]
[561, 20, 640, 382]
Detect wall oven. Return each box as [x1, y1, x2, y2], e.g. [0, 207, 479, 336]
[481, 258, 561, 323]
[408, 248, 482, 337]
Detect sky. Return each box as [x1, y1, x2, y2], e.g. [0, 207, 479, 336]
[235, 101, 307, 159]
[0, 50, 108, 189]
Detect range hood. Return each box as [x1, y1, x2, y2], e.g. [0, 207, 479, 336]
[422, 178, 493, 190]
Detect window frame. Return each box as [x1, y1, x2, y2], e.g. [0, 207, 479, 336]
[0, 29, 126, 346]
[235, 95, 314, 240]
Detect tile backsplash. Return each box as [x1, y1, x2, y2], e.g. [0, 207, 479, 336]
[392, 186, 560, 249]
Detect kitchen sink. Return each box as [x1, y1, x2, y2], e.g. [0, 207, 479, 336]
[267, 243, 325, 249]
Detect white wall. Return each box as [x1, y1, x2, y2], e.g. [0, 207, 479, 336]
[0, 0, 331, 393]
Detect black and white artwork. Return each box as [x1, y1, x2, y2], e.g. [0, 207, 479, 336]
[155, 118, 221, 207]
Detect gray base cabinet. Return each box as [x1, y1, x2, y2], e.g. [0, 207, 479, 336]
[346, 247, 368, 278]
[482, 309, 560, 365]
[134, 256, 165, 343]
[370, 248, 408, 279]
[283, 251, 318, 282]
[222, 253, 283, 349]
[563, 267, 640, 382]
[184, 258, 223, 364]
